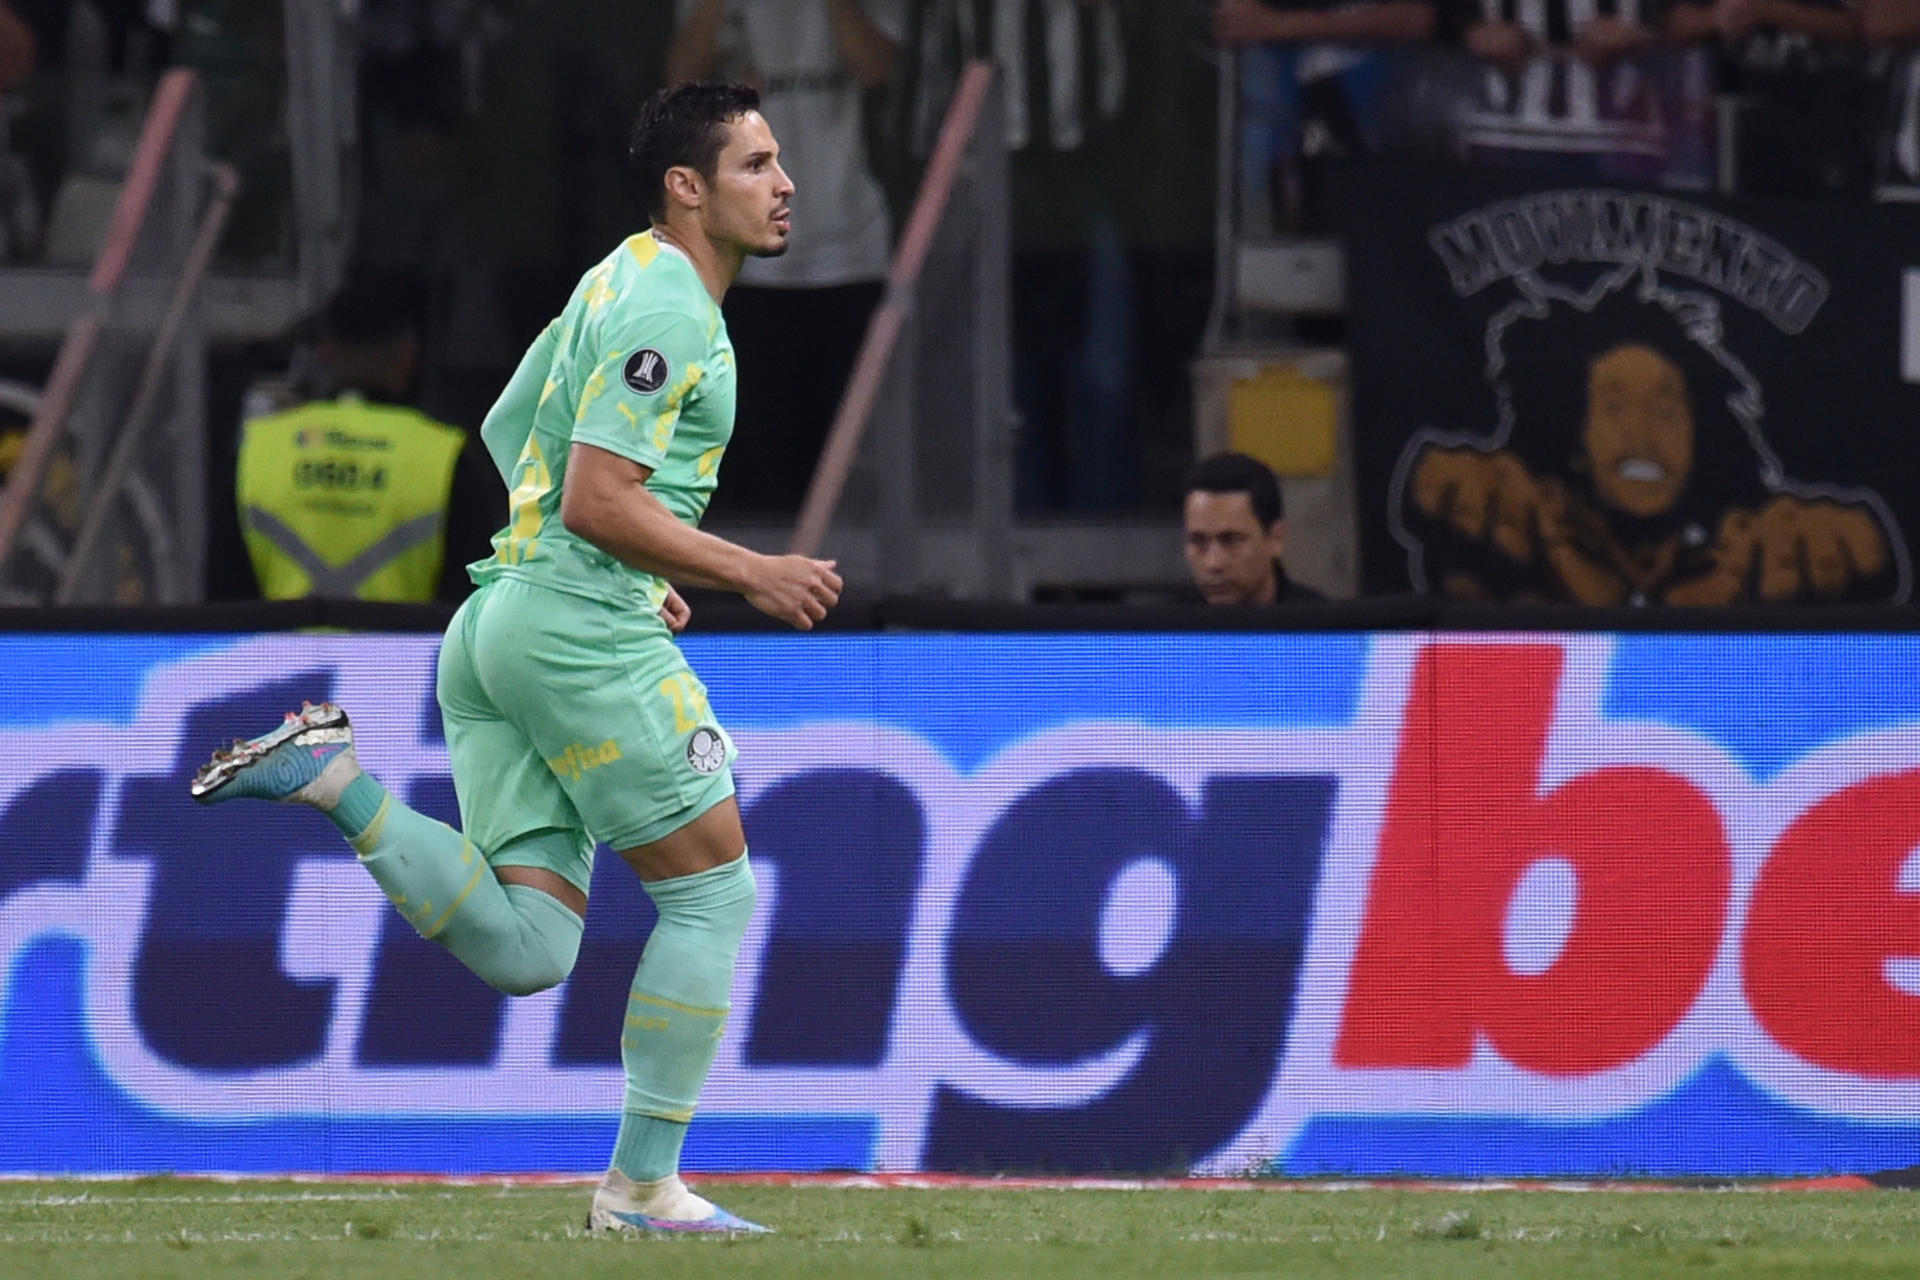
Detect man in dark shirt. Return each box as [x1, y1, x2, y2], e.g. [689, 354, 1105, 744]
[1183, 451, 1327, 604]
[1213, 0, 1437, 232]
[220, 273, 503, 603]
[1664, 0, 1868, 195]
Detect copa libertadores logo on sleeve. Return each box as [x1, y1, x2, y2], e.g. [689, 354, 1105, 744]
[624, 348, 669, 395]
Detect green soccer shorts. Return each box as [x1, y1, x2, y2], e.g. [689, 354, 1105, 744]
[435, 575, 739, 892]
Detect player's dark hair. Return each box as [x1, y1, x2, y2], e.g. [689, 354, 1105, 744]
[1185, 452, 1284, 527]
[628, 81, 762, 224]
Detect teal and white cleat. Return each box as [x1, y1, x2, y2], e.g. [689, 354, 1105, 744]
[189, 701, 358, 806]
[589, 1203, 772, 1236]
[586, 1176, 772, 1237]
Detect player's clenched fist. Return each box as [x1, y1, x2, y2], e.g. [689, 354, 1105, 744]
[658, 585, 692, 634]
[1410, 445, 1550, 564]
[745, 554, 843, 630]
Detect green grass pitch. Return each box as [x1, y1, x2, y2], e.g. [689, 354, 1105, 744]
[2, 1178, 1918, 1279]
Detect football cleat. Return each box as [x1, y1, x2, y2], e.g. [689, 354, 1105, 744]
[189, 701, 356, 804]
[587, 1184, 771, 1237]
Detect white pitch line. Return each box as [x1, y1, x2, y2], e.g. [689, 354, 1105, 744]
[0, 1190, 472, 1207]
[0, 1231, 512, 1244]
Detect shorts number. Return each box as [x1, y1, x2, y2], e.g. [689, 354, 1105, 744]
[658, 672, 711, 733]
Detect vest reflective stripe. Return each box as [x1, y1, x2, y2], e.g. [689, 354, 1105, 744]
[243, 506, 445, 599]
[236, 400, 466, 602]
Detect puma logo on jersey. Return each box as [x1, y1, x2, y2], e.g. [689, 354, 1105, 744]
[624, 349, 669, 395]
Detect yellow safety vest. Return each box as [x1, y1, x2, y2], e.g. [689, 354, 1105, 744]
[236, 397, 467, 602]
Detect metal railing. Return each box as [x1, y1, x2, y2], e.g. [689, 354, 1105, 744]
[789, 60, 1017, 600]
[0, 69, 236, 605]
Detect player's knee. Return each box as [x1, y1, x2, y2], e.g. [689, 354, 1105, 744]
[483, 883, 584, 996]
[490, 955, 570, 998]
[486, 929, 580, 996]
[709, 851, 756, 938]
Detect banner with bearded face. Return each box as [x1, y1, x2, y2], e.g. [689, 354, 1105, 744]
[1347, 163, 1914, 606]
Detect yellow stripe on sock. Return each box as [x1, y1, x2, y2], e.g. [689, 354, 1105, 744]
[629, 991, 729, 1018]
[348, 797, 394, 856]
[421, 854, 487, 940]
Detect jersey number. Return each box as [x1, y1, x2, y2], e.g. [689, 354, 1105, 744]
[659, 672, 711, 733]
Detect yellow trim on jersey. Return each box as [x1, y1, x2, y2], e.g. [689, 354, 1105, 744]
[575, 349, 625, 422]
[582, 261, 618, 313]
[498, 436, 552, 564]
[627, 232, 662, 269]
[650, 363, 707, 452]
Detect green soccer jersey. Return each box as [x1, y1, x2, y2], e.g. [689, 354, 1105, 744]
[470, 230, 736, 613]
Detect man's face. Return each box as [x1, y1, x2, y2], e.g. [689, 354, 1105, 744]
[697, 110, 795, 259]
[1583, 343, 1694, 519]
[1184, 490, 1283, 605]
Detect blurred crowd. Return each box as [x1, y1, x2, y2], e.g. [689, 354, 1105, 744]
[0, 0, 1915, 591]
[1213, 0, 1920, 233]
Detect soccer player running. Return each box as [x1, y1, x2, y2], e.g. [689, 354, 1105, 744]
[189, 82, 841, 1235]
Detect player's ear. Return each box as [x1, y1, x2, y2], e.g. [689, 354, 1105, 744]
[1267, 518, 1287, 558]
[663, 164, 703, 211]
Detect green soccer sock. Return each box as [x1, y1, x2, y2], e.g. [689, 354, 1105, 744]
[610, 852, 757, 1183]
[332, 775, 583, 996]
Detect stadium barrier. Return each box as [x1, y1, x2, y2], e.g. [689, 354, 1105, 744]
[2, 603, 1919, 1177]
[791, 59, 1018, 599]
[0, 69, 236, 608]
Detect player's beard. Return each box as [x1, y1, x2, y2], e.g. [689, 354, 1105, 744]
[750, 211, 792, 258]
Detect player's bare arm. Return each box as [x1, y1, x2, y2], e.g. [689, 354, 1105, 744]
[827, 0, 902, 88]
[561, 440, 842, 628]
